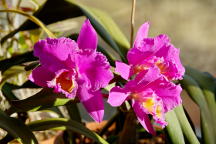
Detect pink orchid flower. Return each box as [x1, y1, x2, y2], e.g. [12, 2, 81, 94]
[108, 22, 184, 134]
[29, 20, 113, 122]
[108, 67, 182, 134]
[116, 22, 185, 81]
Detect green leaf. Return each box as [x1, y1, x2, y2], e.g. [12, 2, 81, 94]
[67, 0, 128, 61]
[165, 110, 185, 144]
[65, 102, 81, 122]
[180, 75, 215, 144]
[0, 9, 56, 40]
[28, 118, 109, 144]
[1, 83, 19, 101]
[91, 8, 130, 49]
[0, 109, 38, 144]
[185, 67, 216, 133]
[174, 105, 200, 144]
[0, 0, 82, 44]
[10, 88, 72, 113]
[0, 66, 25, 89]
[0, 51, 37, 72]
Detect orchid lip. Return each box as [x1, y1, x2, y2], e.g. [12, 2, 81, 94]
[56, 71, 75, 93]
[47, 69, 77, 97]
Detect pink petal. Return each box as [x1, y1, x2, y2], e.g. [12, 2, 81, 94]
[155, 39, 185, 79]
[132, 101, 156, 135]
[29, 65, 55, 87]
[34, 37, 78, 71]
[78, 79, 104, 122]
[127, 37, 159, 65]
[76, 52, 113, 91]
[77, 19, 98, 51]
[108, 86, 129, 106]
[148, 78, 182, 112]
[134, 22, 150, 48]
[127, 47, 151, 65]
[115, 61, 131, 80]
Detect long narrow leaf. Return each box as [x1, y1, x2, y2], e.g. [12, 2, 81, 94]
[28, 118, 108, 144]
[67, 0, 128, 61]
[0, 110, 38, 144]
[165, 110, 185, 144]
[10, 88, 72, 113]
[174, 105, 200, 144]
[186, 66, 216, 136]
[0, 66, 25, 89]
[180, 75, 215, 144]
[0, 51, 37, 72]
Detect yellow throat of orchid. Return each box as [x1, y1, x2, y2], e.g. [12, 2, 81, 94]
[155, 60, 168, 75]
[133, 64, 149, 74]
[142, 98, 155, 113]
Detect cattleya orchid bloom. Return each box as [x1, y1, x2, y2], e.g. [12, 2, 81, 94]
[108, 67, 182, 134]
[108, 22, 184, 134]
[29, 19, 113, 122]
[116, 22, 185, 81]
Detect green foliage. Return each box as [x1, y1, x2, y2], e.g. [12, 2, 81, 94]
[174, 105, 200, 144]
[165, 110, 185, 144]
[181, 70, 216, 144]
[0, 110, 38, 144]
[28, 118, 108, 144]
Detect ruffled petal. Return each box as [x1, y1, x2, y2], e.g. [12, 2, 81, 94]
[147, 78, 182, 112]
[34, 37, 78, 71]
[128, 37, 161, 65]
[155, 39, 185, 79]
[76, 52, 113, 90]
[29, 65, 55, 87]
[127, 47, 151, 65]
[133, 22, 150, 49]
[132, 100, 156, 135]
[77, 19, 98, 51]
[108, 86, 129, 107]
[115, 61, 131, 80]
[78, 79, 104, 122]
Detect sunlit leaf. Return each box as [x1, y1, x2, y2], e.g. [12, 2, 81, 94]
[185, 67, 216, 133]
[0, 66, 25, 88]
[67, 0, 128, 61]
[165, 110, 185, 144]
[180, 75, 215, 144]
[174, 105, 200, 144]
[0, 8, 56, 44]
[0, 51, 37, 72]
[10, 88, 73, 113]
[28, 118, 109, 144]
[0, 0, 82, 44]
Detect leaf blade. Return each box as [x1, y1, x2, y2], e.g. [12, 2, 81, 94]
[28, 118, 109, 144]
[0, 110, 38, 144]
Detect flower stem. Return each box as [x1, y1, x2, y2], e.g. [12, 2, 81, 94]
[130, 0, 136, 48]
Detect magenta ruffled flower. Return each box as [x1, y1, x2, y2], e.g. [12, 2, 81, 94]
[108, 22, 184, 134]
[117, 22, 185, 81]
[108, 67, 182, 134]
[29, 19, 113, 122]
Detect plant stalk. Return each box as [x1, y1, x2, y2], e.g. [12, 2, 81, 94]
[130, 0, 136, 48]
